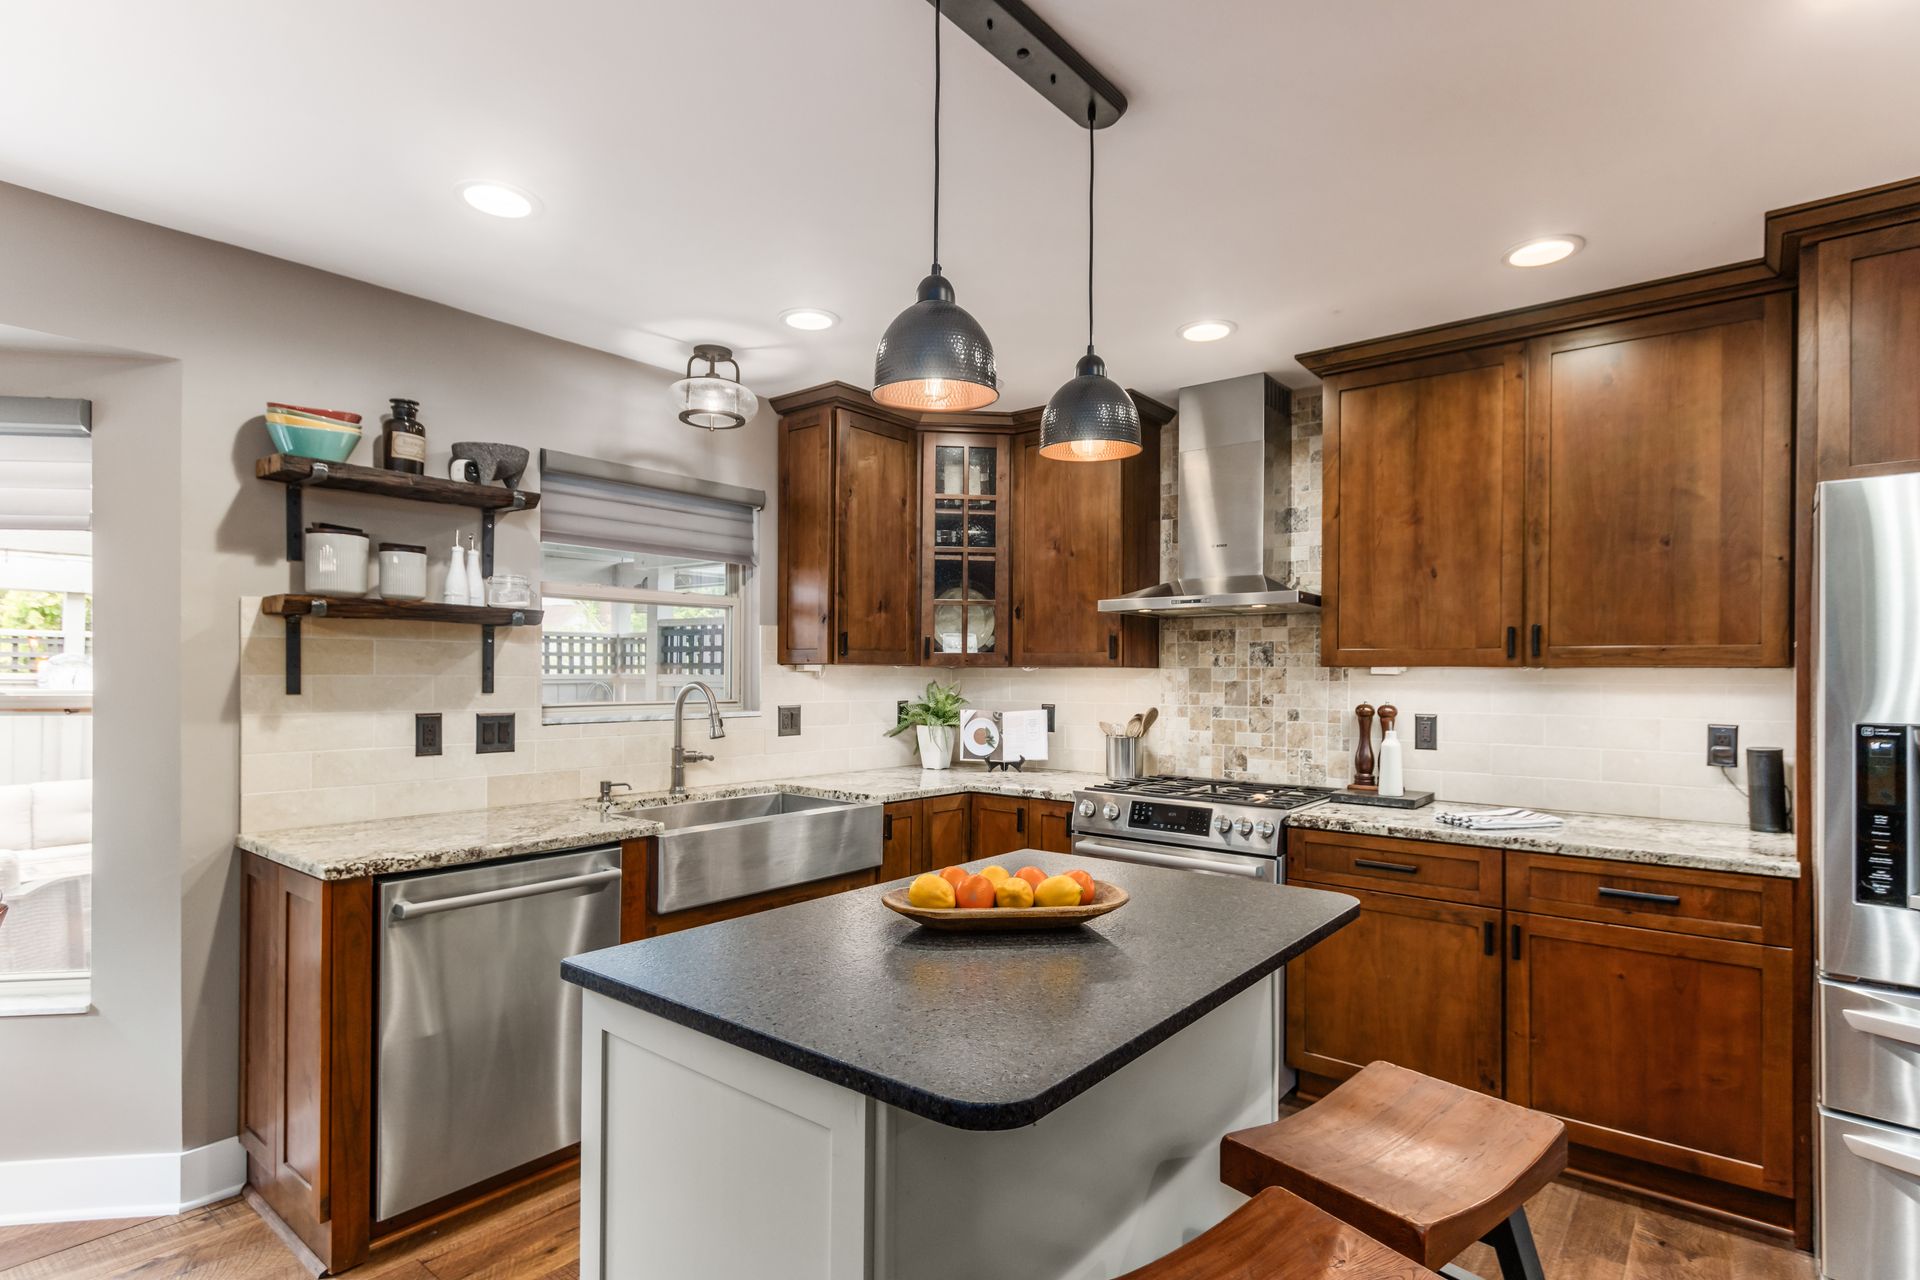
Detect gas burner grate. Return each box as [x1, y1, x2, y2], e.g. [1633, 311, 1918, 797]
[1089, 774, 1339, 812]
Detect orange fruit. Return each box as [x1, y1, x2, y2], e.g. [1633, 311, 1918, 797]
[938, 866, 969, 889]
[994, 876, 1035, 909]
[1066, 869, 1096, 905]
[1015, 866, 1046, 891]
[955, 873, 997, 909]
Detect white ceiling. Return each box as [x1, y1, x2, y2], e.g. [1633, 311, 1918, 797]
[3, 0, 1918, 405]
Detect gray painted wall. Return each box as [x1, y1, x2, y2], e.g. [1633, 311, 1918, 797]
[0, 180, 776, 1158]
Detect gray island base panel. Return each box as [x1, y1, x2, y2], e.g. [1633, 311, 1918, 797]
[562, 851, 1359, 1129]
[568, 852, 1360, 1280]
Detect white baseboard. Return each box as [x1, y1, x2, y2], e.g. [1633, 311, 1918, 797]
[0, 1136, 246, 1226]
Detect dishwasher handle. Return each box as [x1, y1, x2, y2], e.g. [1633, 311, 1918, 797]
[389, 867, 621, 921]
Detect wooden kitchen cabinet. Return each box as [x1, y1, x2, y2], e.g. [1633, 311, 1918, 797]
[920, 431, 1011, 667]
[1804, 220, 1920, 480]
[1286, 883, 1504, 1096]
[775, 402, 918, 665]
[925, 791, 971, 866]
[879, 793, 971, 879]
[1524, 297, 1793, 666]
[881, 801, 922, 881]
[1321, 347, 1527, 667]
[968, 793, 1073, 859]
[1506, 911, 1794, 1199]
[1010, 424, 1162, 668]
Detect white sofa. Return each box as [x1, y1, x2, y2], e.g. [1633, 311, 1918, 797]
[0, 779, 92, 974]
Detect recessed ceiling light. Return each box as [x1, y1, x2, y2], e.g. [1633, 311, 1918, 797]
[1179, 320, 1237, 343]
[781, 308, 839, 331]
[1504, 235, 1585, 267]
[458, 181, 538, 219]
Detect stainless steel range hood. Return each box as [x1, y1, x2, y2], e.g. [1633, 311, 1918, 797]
[1099, 372, 1321, 617]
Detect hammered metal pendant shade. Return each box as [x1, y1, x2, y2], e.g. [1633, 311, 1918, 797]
[1039, 351, 1140, 461]
[872, 272, 999, 412]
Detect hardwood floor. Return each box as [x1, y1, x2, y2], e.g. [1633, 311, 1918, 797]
[0, 1169, 1813, 1279]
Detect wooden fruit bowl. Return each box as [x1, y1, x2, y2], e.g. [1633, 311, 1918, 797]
[881, 881, 1129, 931]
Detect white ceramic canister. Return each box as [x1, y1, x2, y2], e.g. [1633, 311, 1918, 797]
[303, 523, 371, 596]
[378, 542, 428, 602]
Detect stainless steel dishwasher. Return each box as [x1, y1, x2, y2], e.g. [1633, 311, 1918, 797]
[375, 845, 621, 1221]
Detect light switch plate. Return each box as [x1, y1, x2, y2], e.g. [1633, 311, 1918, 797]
[777, 705, 802, 736]
[1707, 723, 1739, 768]
[477, 712, 516, 754]
[1414, 714, 1438, 751]
[415, 713, 442, 757]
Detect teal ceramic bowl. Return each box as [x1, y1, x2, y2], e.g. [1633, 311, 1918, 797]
[267, 419, 360, 463]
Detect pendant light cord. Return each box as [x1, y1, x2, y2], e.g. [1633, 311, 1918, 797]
[931, 0, 942, 275]
[1086, 102, 1096, 354]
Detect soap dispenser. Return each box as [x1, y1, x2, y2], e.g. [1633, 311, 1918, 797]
[1376, 703, 1405, 799]
[444, 538, 468, 605]
[463, 533, 486, 605]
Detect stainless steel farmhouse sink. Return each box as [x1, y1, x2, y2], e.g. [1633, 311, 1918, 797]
[621, 791, 883, 914]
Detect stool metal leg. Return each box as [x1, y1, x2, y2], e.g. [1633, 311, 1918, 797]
[1434, 1208, 1547, 1280]
[1483, 1208, 1547, 1280]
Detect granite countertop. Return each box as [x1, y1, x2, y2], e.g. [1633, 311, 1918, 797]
[562, 850, 1358, 1130]
[236, 766, 1108, 880]
[1288, 800, 1800, 879]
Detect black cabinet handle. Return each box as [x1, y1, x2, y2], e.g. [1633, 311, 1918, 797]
[1506, 626, 1517, 659]
[1354, 858, 1420, 875]
[839, 631, 848, 657]
[1530, 624, 1542, 659]
[1108, 633, 1119, 660]
[1014, 603, 1023, 620]
[884, 813, 894, 841]
[1483, 921, 1497, 956]
[1511, 924, 1524, 960]
[1598, 886, 1682, 906]
[1016, 807, 1025, 834]
[923, 636, 931, 660]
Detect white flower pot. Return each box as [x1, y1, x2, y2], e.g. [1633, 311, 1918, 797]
[915, 725, 955, 770]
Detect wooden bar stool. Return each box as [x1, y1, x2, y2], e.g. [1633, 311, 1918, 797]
[1220, 1061, 1567, 1280]
[1115, 1186, 1444, 1280]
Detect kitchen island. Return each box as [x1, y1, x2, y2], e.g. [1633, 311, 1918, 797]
[561, 850, 1358, 1280]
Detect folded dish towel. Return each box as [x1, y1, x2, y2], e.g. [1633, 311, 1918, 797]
[1435, 807, 1565, 831]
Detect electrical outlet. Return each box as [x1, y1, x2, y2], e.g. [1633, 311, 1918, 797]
[1707, 723, 1739, 768]
[414, 713, 442, 757]
[477, 712, 516, 754]
[1414, 714, 1438, 751]
[777, 705, 802, 736]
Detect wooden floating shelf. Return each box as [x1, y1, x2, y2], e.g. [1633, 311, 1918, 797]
[261, 595, 540, 626]
[256, 455, 540, 511]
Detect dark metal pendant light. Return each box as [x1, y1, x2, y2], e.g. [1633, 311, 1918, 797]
[873, 0, 999, 412]
[1040, 103, 1140, 461]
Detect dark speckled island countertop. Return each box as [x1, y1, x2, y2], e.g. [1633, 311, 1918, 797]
[562, 850, 1358, 1131]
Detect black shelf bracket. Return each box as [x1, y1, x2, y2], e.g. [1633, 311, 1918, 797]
[285, 616, 301, 695]
[481, 624, 496, 694]
[283, 462, 333, 561]
[480, 510, 494, 578]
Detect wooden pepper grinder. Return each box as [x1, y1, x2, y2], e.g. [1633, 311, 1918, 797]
[1351, 702, 1378, 791]
[1378, 704, 1398, 738]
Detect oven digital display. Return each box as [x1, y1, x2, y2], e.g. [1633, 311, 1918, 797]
[1128, 801, 1213, 837]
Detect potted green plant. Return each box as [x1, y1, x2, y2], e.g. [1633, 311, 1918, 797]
[886, 680, 966, 770]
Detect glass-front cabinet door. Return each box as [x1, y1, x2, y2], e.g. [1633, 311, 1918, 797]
[920, 432, 1010, 666]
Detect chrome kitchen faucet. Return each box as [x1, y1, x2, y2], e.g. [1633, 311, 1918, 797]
[671, 680, 726, 795]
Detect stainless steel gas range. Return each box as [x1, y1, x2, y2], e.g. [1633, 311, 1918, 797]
[1069, 775, 1339, 882]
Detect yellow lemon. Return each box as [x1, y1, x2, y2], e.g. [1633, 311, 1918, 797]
[994, 875, 1035, 909]
[1034, 874, 1083, 908]
[907, 873, 956, 909]
[979, 865, 1011, 886]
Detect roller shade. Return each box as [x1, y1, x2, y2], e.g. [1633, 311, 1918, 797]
[539, 451, 764, 566]
[0, 434, 90, 531]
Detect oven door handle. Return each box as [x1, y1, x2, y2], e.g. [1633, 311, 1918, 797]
[1072, 837, 1268, 879]
[1842, 1005, 1920, 1049]
[1844, 1131, 1920, 1181]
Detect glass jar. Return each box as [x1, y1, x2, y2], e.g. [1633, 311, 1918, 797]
[380, 398, 427, 475]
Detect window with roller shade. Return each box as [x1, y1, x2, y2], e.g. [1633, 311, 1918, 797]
[537, 451, 764, 719]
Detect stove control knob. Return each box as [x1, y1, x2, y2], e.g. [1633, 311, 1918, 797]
[1235, 818, 1254, 837]
[1214, 815, 1233, 834]
[1254, 819, 1277, 841]
[1076, 799, 1095, 819]
[1102, 803, 1121, 821]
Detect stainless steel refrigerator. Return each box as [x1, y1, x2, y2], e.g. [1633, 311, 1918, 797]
[1817, 474, 1920, 1278]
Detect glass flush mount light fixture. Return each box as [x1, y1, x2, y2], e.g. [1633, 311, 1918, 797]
[1179, 320, 1236, 342]
[671, 345, 759, 431]
[458, 180, 539, 219]
[872, 0, 998, 412]
[781, 308, 839, 331]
